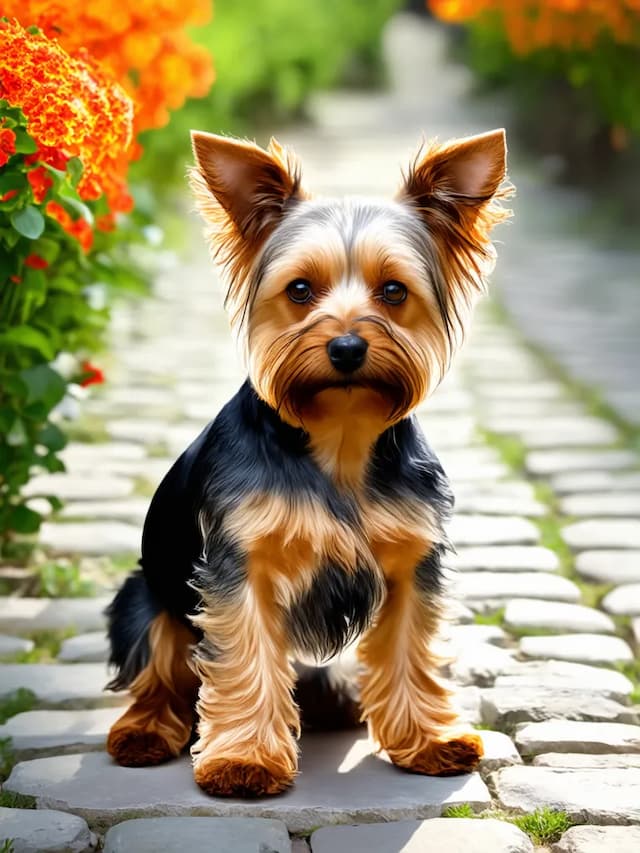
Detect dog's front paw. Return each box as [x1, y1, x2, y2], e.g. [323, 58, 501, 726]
[107, 728, 175, 767]
[193, 754, 296, 797]
[389, 731, 484, 777]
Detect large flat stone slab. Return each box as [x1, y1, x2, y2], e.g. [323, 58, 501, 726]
[483, 415, 617, 449]
[447, 546, 559, 573]
[562, 520, 640, 551]
[491, 765, 640, 824]
[0, 597, 111, 635]
[0, 708, 123, 758]
[450, 644, 515, 685]
[39, 522, 140, 555]
[493, 661, 634, 702]
[103, 817, 291, 853]
[504, 599, 616, 634]
[551, 825, 640, 853]
[576, 551, 640, 584]
[526, 450, 637, 477]
[61, 499, 150, 526]
[533, 753, 640, 769]
[455, 572, 580, 603]
[5, 733, 491, 833]
[58, 632, 109, 663]
[310, 818, 534, 853]
[0, 664, 125, 708]
[480, 688, 638, 730]
[23, 474, 134, 501]
[0, 806, 96, 853]
[552, 471, 640, 495]
[560, 492, 640, 518]
[519, 633, 633, 665]
[602, 583, 640, 616]
[447, 516, 538, 546]
[515, 721, 640, 756]
[0, 634, 34, 659]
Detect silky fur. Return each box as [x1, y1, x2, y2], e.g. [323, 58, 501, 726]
[106, 128, 510, 797]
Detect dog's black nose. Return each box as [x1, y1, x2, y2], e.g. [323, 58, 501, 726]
[327, 334, 368, 373]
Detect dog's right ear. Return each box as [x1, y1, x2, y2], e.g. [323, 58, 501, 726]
[190, 132, 304, 254]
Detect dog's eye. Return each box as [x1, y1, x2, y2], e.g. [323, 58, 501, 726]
[382, 281, 407, 305]
[286, 279, 313, 304]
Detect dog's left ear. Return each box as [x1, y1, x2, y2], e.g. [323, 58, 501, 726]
[190, 132, 303, 251]
[399, 128, 507, 215]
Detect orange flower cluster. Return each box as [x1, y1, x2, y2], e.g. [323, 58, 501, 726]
[46, 202, 94, 253]
[429, 0, 640, 53]
[0, 19, 134, 214]
[0, 125, 16, 166]
[3, 0, 215, 134]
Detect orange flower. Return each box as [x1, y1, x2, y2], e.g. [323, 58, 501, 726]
[45, 200, 93, 253]
[24, 254, 49, 269]
[0, 19, 134, 214]
[27, 165, 53, 203]
[79, 360, 105, 387]
[0, 126, 16, 167]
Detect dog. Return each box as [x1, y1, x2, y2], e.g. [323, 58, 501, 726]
[105, 128, 510, 797]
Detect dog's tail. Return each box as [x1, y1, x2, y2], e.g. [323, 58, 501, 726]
[105, 569, 160, 691]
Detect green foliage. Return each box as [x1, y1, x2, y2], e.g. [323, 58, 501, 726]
[442, 803, 476, 818]
[135, 0, 402, 186]
[512, 808, 573, 845]
[0, 689, 35, 724]
[0, 791, 36, 809]
[17, 628, 76, 662]
[464, 24, 640, 141]
[0, 839, 15, 853]
[0, 737, 15, 782]
[0, 101, 151, 549]
[473, 607, 505, 627]
[32, 561, 95, 598]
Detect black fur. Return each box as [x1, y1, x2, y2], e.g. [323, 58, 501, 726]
[107, 380, 452, 691]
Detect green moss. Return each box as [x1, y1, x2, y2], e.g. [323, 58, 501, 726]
[473, 608, 505, 627]
[0, 736, 15, 782]
[478, 429, 527, 472]
[442, 803, 476, 818]
[0, 689, 36, 725]
[30, 560, 95, 598]
[18, 628, 76, 663]
[512, 808, 574, 845]
[0, 791, 36, 809]
[1, 839, 15, 853]
[63, 416, 110, 444]
[533, 516, 574, 577]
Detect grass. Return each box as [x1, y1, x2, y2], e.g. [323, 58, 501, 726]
[478, 429, 527, 472]
[615, 659, 640, 704]
[442, 804, 574, 844]
[0, 737, 15, 782]
[0, 840, 15, 853]
[473, 608, 505, 627]
[17, 628, 76, 663]
[30, 560, 95, 598]
[0, 690, 35, 725]
[0, 791, 36, 809]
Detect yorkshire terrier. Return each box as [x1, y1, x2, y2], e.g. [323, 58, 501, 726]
[105, 128, 510, 797]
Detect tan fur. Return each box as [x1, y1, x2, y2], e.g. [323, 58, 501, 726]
[107, 613, 199, 767]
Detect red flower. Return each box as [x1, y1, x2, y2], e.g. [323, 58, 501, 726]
[25, 254, 48, 269]
[27, 166, 53, 203]
[79, 360, 105, 387]
[0, 126, 16, 167]
[0, 189, 18, 202]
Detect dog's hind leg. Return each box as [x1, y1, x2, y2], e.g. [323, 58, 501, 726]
[107, 604, 199, 767]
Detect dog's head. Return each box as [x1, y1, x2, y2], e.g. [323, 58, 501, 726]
[191, 131, 510, 428]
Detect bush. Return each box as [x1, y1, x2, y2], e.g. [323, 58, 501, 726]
[135, 0, 403, 186]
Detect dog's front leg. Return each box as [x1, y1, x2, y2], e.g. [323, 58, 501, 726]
[190, 570, 299, 797]
[358, 549, 483, 776]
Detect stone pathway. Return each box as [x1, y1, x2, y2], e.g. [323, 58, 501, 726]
[1, 12, 640, 853]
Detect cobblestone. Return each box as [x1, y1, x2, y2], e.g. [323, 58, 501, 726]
[563, 520, 640, 550]
[0, 807, 96, 853]
[519, 634, 633, 665]
[504, 599, 616, 634]
[575, 551, 640, 584]
[515, 720, 640, 756]
[551, 825, 640, 853]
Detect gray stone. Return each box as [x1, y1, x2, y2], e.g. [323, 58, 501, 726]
[61, 499, 150, 526]
[519, 633, 633, 665]
[39, 521, 140, 555]
[526, 450, 637, 477]
[491, 764, 640, 824]
[575, 551, 640, 585]
[477, 730, 522, 774]
[454, 572, 580, 603]
[105, 419, 172, 444]
[602, 583, 640, 616]
[23, 474, 133, 501]
[451, 492, 546, 517]
[551, 825, 640, 853]
[477, 381, 566, 402]
[103, 817, 291, 853]
[504, 599, 616, 634]
[447, 515, 538, 546]
[0, 634, 34, 659]
[494, 661, 634, 702]
[450, 644, 515, 685]
[563, 520, 640, 550]
[447, 546, 559, 573]
[480, 688, 638, 731]
[482, 415, 617, 448]
[4, 733, 491, 833]
[58, 632, 109, 663]
[0, 708, 123, 757]
[552, 471, 640, 495]
[0, 664, 126, 708]
[446, 624, 507, 648]
[310, 818, 534, 853]
[455, 685, 482, 725]
[61, 442, 146, 465]
[0, 597, 111, 635]
[515, 720, 640, 756]
[533, 753, 640, 769]
[0, 806, 96, 853]
[560, 493, 640, 518]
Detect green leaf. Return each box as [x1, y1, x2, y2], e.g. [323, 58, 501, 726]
[10, 205, 45, 240]
[0, 172, 28, 196]
[0, 326, 54, 360]
[12, 128, 38, 155]
[6, 417, 27, 447]
[8, 504, 42, 534]
[37, 422, 67, 452]
[19, 364, 66, 409]
[56, 191, 94, 227]
[31, 236, 60, 265]
[66, 157, 83, 187]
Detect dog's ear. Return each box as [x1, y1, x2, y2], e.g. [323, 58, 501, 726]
[399, 129, 507, 216]
[190, 132, 303, 251]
